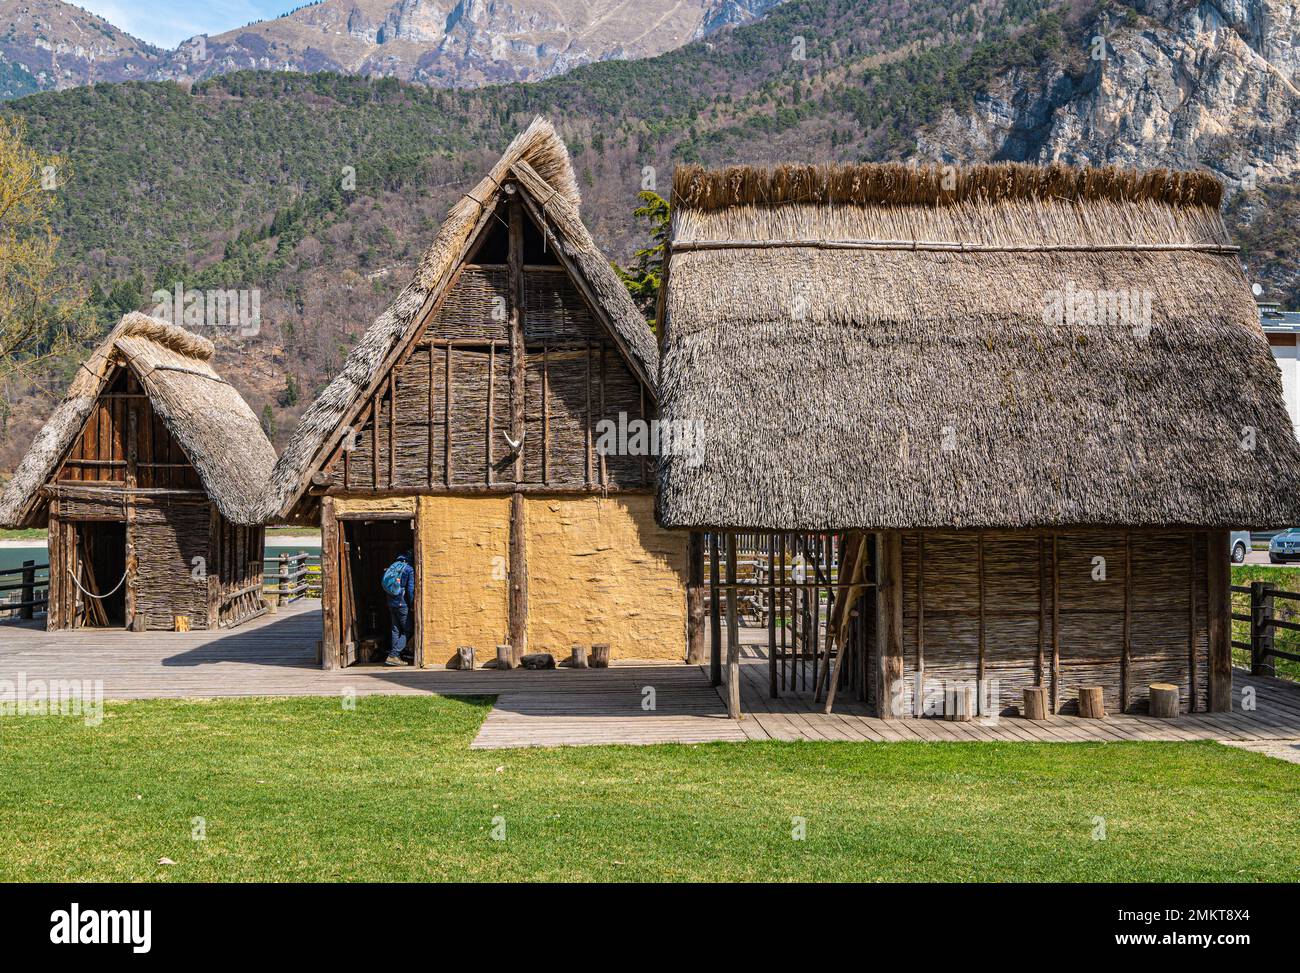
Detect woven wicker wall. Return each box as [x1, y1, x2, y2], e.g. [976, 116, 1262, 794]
[330, 261, 651, 492]
[899, 528, 1210, 716]
[132, 499, 211, 630]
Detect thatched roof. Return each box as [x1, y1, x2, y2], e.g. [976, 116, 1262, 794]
[260, 116, 657, 522]
[0, 313, 276, 527]
[656, 161, 1300, 531]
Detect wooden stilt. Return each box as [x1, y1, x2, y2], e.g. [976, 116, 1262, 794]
[725, 534, 741, 719]
[687, 532, 706, 664]
[709, 533, 721, 687]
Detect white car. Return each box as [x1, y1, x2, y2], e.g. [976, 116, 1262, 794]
[1268, 529, 1300, 563]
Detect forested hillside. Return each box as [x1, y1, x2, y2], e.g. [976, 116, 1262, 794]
[1, 0, 1295, 474]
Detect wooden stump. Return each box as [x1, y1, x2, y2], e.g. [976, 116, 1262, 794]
[495, 644, 514, 670]
[944, 686, 974, 722]
[1022, 686, 1048, 721]
[453, 645, 475, 671]
[359, 638, 381, 663]
[1149, 682, 1180, 718]
[520, 652, 555, 670]
[591, 643, 611, 669]
[570, 644, 588, 669]
[1078, 686, 1106, 719]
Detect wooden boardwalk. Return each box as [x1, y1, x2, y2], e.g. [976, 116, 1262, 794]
[3, 602, 1300, 751]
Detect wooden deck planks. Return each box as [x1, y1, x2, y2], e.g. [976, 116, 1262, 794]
[5, 606, 1300, 751]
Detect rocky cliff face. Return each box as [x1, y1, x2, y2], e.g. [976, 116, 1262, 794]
[917, 0, 1300, 192]
[0, 0, 158, 97]
[0, 0, 787, 96]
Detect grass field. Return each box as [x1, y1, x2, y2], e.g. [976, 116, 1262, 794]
[0, 695, 1296, 882]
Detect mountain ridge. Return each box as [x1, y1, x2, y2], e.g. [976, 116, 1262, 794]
[0, 0, 785, 96]
[1, 0, 1297, 476]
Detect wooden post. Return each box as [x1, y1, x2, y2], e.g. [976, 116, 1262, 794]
[1188, 532, 1198, 712]
[944, 685, 974, 722]
[686, 531, 706, 664]
[46, 499, 62, 631]
[411, 504, 424, 668]
[725, 534, 741, 719]
[18, 559, 34, 620]
[1051, 532, 1060, 714]
[508, 491, 528, 667]
[277, 553, 288, 608]
[590, 643, 610, 668]
[320, 497, 341, 670]
[1078, 686, 1105, 719]
[506, 198, 528, 669]
[455, 646, 475, 671]
[206, 506, 220, 630]
[709, 533, 721, 687]
[1022, 686, 1048, 721]
[1149, 682, 1180, 718]
[875, 531, 904, 719]
[1121, 532, 1131, 713]
[916, 531, 925, 717]
[124, 407, 139, 630]
[976, 532, 985, 714]
[496, 643, 514, 670]
[768, 533, 777, 698]
[1206, 529, 1231, 712]
[570, 644, 588, 669]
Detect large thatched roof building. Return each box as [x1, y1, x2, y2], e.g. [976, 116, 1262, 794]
[657, 161, 1300, 719]
[0, 313, 276, 631]
[261, 118, 687, 669]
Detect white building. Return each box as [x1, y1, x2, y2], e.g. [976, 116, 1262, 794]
[1261, 302, 1300, 439]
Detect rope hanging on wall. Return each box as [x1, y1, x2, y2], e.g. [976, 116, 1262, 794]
[66, 567, 129, 600]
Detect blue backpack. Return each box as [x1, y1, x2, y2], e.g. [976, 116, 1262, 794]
[381, 561, 406, 597]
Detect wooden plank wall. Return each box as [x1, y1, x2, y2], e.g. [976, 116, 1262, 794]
[326, 252, 651, 493]
[57, 369, 201, 489]
[898, 528, 1213, 716]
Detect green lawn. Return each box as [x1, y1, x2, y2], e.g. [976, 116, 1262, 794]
[1, 695, 1297, 882]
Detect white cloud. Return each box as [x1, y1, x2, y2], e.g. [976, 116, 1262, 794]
[72, 1, 290, 49]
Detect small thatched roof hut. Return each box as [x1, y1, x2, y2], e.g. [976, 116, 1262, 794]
[0, 312, 273, 528]
[1, 313, 275, 631]
[259, 118, 686, 670]
[657, 161, 1300, 721]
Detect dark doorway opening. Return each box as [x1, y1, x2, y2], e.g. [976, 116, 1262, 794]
[72, 521, 127, 628]
[339, 517, 417, 666]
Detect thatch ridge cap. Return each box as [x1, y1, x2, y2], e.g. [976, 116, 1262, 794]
[671, 161, 1224, 212]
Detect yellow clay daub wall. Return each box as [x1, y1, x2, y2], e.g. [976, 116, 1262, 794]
[417, 495, 510, 665]
[523, 494, 688, 660]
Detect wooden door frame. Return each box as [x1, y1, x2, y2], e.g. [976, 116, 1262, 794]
[322, 505, 420, 670]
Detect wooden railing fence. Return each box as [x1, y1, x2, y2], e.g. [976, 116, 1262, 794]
[1231, 581, 1300, 677]
[263, 552, 321, 605]
[0, 560, 49, 619]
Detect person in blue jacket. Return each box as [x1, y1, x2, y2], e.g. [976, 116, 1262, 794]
[381, 551, 415, 666]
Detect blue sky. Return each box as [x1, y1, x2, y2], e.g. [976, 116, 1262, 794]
[75, 1, 296, 49]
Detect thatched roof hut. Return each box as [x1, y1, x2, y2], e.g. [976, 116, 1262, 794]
[260, 116, 657, 524]
[259, 117, 686, 669]
[656, 161, 1300, 531]
[0, 312, 274, 528]
[1, 313, 275, 631]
